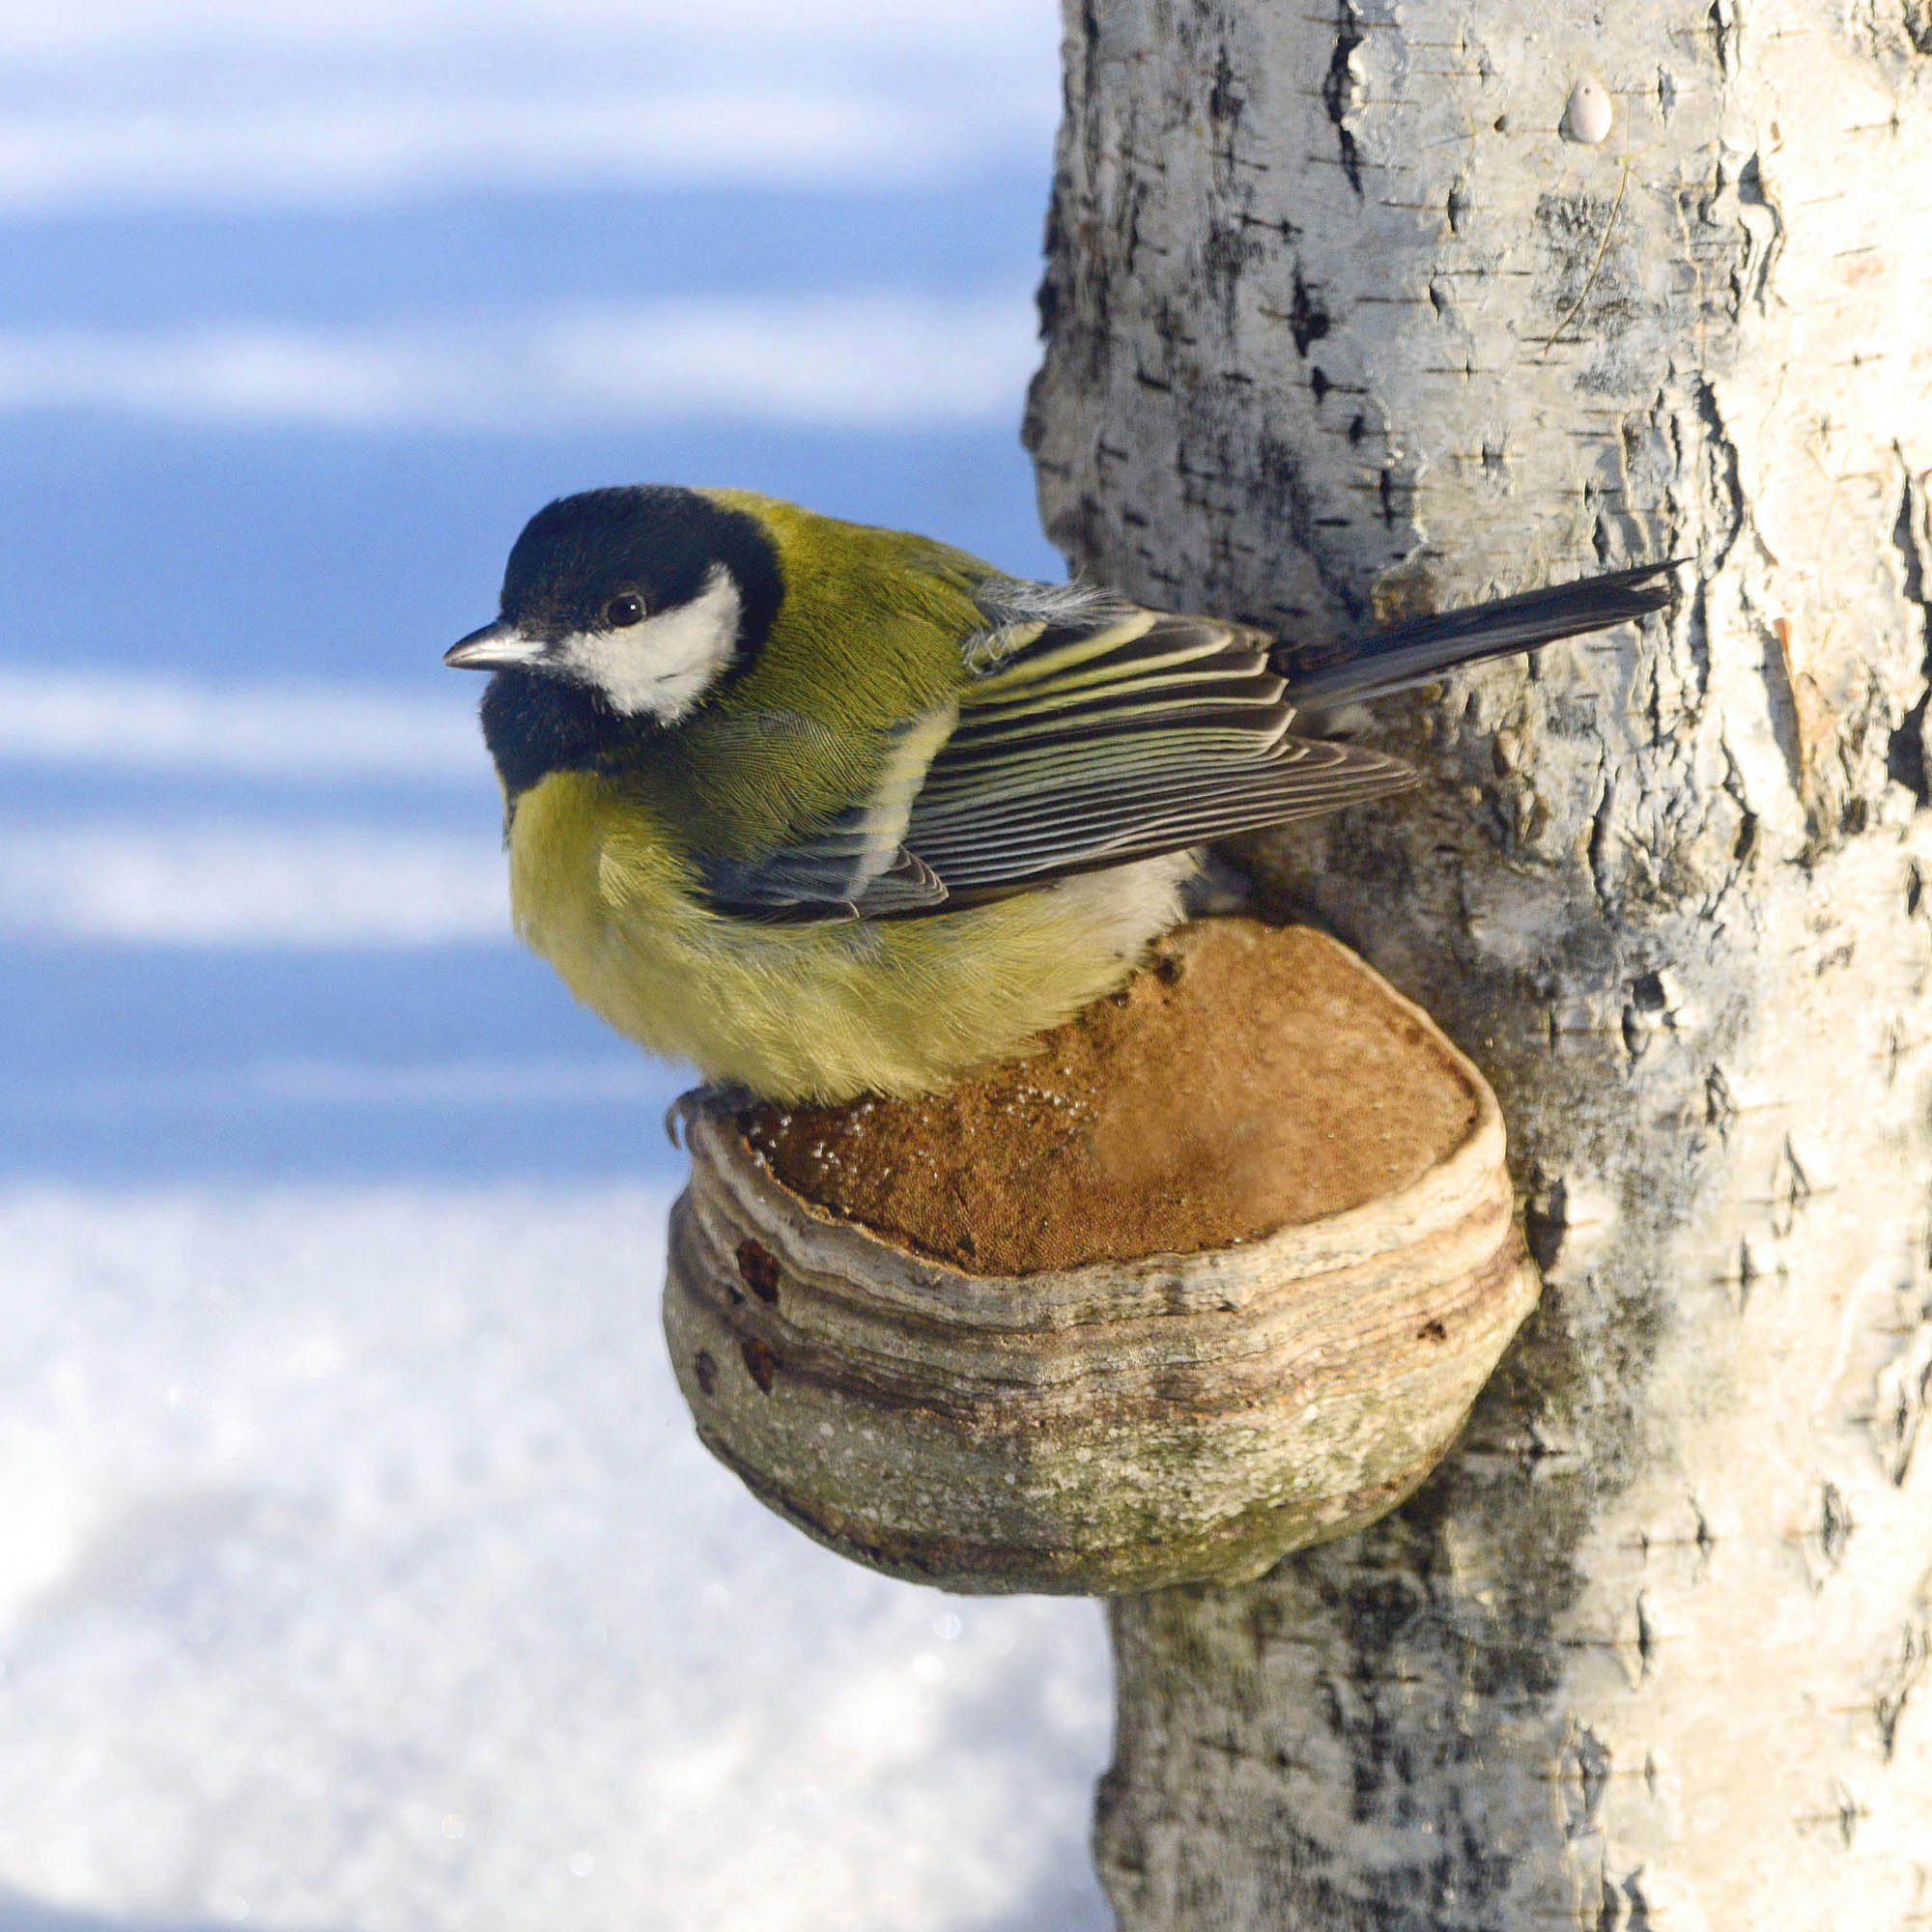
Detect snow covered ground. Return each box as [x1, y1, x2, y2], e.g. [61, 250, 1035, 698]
[0, 4, 1115, 1927]
[0, 1188, 1109, 1932]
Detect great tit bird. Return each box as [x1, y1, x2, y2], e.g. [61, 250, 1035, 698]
[445, 487, 1674, 1102]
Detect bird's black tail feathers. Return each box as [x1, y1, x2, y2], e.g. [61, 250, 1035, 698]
[1277, 559, 1681, 706]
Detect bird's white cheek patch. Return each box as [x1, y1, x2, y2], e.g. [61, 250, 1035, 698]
[562, 565, 743, 721]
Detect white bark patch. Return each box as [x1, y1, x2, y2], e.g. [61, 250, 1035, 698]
[558, 563, 742, 720]
[1562, 75, 1614, 145]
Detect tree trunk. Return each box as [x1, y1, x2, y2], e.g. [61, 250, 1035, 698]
[1025, 2, 1932, 1924]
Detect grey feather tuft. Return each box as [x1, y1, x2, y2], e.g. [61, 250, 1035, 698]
[964, 577, 1137, 676]
[971, 575, 1130, 629]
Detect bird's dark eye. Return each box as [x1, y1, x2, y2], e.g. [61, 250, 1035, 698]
[603, 593, 644, 628]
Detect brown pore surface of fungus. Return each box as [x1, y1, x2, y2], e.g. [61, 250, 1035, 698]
[740, 918, 1481, 1275]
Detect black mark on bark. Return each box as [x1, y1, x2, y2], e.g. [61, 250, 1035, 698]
[1378, 467, 1403, 529]
[1704, 1065, 1738, 1138]
[1708, 0, 1740, 77]
[1888, 470, 1932, 806]
[1690, 378, 1747, 566]
[1817, 1480, 1855, 1575]
[1535, 186, 1639, 365]
[1632, 1592, 1657, 1681]
[1289, 266, 1331, 355]
[1208, 42, 1243, 129]
[1875, 1616, 1929, 1759]
[1734, 153, 1785, 315]
[1321, 2, 1365, 194]
[1690, 1498, 1719, 1570]
[1562, 1725, 1613, 1837]
[1732, 1236, 1760, 1314]
[1524, 1178, 1569, 1272]
[1606, 1864, 1655, 1931]
[1770, 1134, 1810, 1238]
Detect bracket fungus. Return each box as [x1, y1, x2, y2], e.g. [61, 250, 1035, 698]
[663, 918, 1539, 1595]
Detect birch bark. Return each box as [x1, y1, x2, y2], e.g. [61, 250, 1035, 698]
[1025, 2, 1932, 1923]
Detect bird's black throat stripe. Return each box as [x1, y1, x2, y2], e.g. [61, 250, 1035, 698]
[481, 668, 639, 805]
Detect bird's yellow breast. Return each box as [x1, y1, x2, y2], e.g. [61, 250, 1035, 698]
[505, 771, 1191, 1102]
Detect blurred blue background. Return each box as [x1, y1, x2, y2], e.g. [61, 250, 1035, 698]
[0, 4, 1063, 1182]
[0, 8, 1114, 1930]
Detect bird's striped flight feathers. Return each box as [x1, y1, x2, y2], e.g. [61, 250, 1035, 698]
[696, 579, 1416, 921]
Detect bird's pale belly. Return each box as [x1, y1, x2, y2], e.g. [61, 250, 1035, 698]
[505, 771, 1192, 1102]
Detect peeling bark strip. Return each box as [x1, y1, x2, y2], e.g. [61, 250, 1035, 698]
[1028, 1, 1932, 1924]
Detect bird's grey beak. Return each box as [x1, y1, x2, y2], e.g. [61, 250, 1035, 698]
[443, 620, 548, 669]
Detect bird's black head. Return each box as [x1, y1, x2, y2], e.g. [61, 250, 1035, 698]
[445, 485, 783, 798]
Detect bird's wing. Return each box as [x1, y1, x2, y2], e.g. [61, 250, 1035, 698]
[696, 582, 1414, 922]
[694, 705, 957, 919]
[896, 584, 1416, 900]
